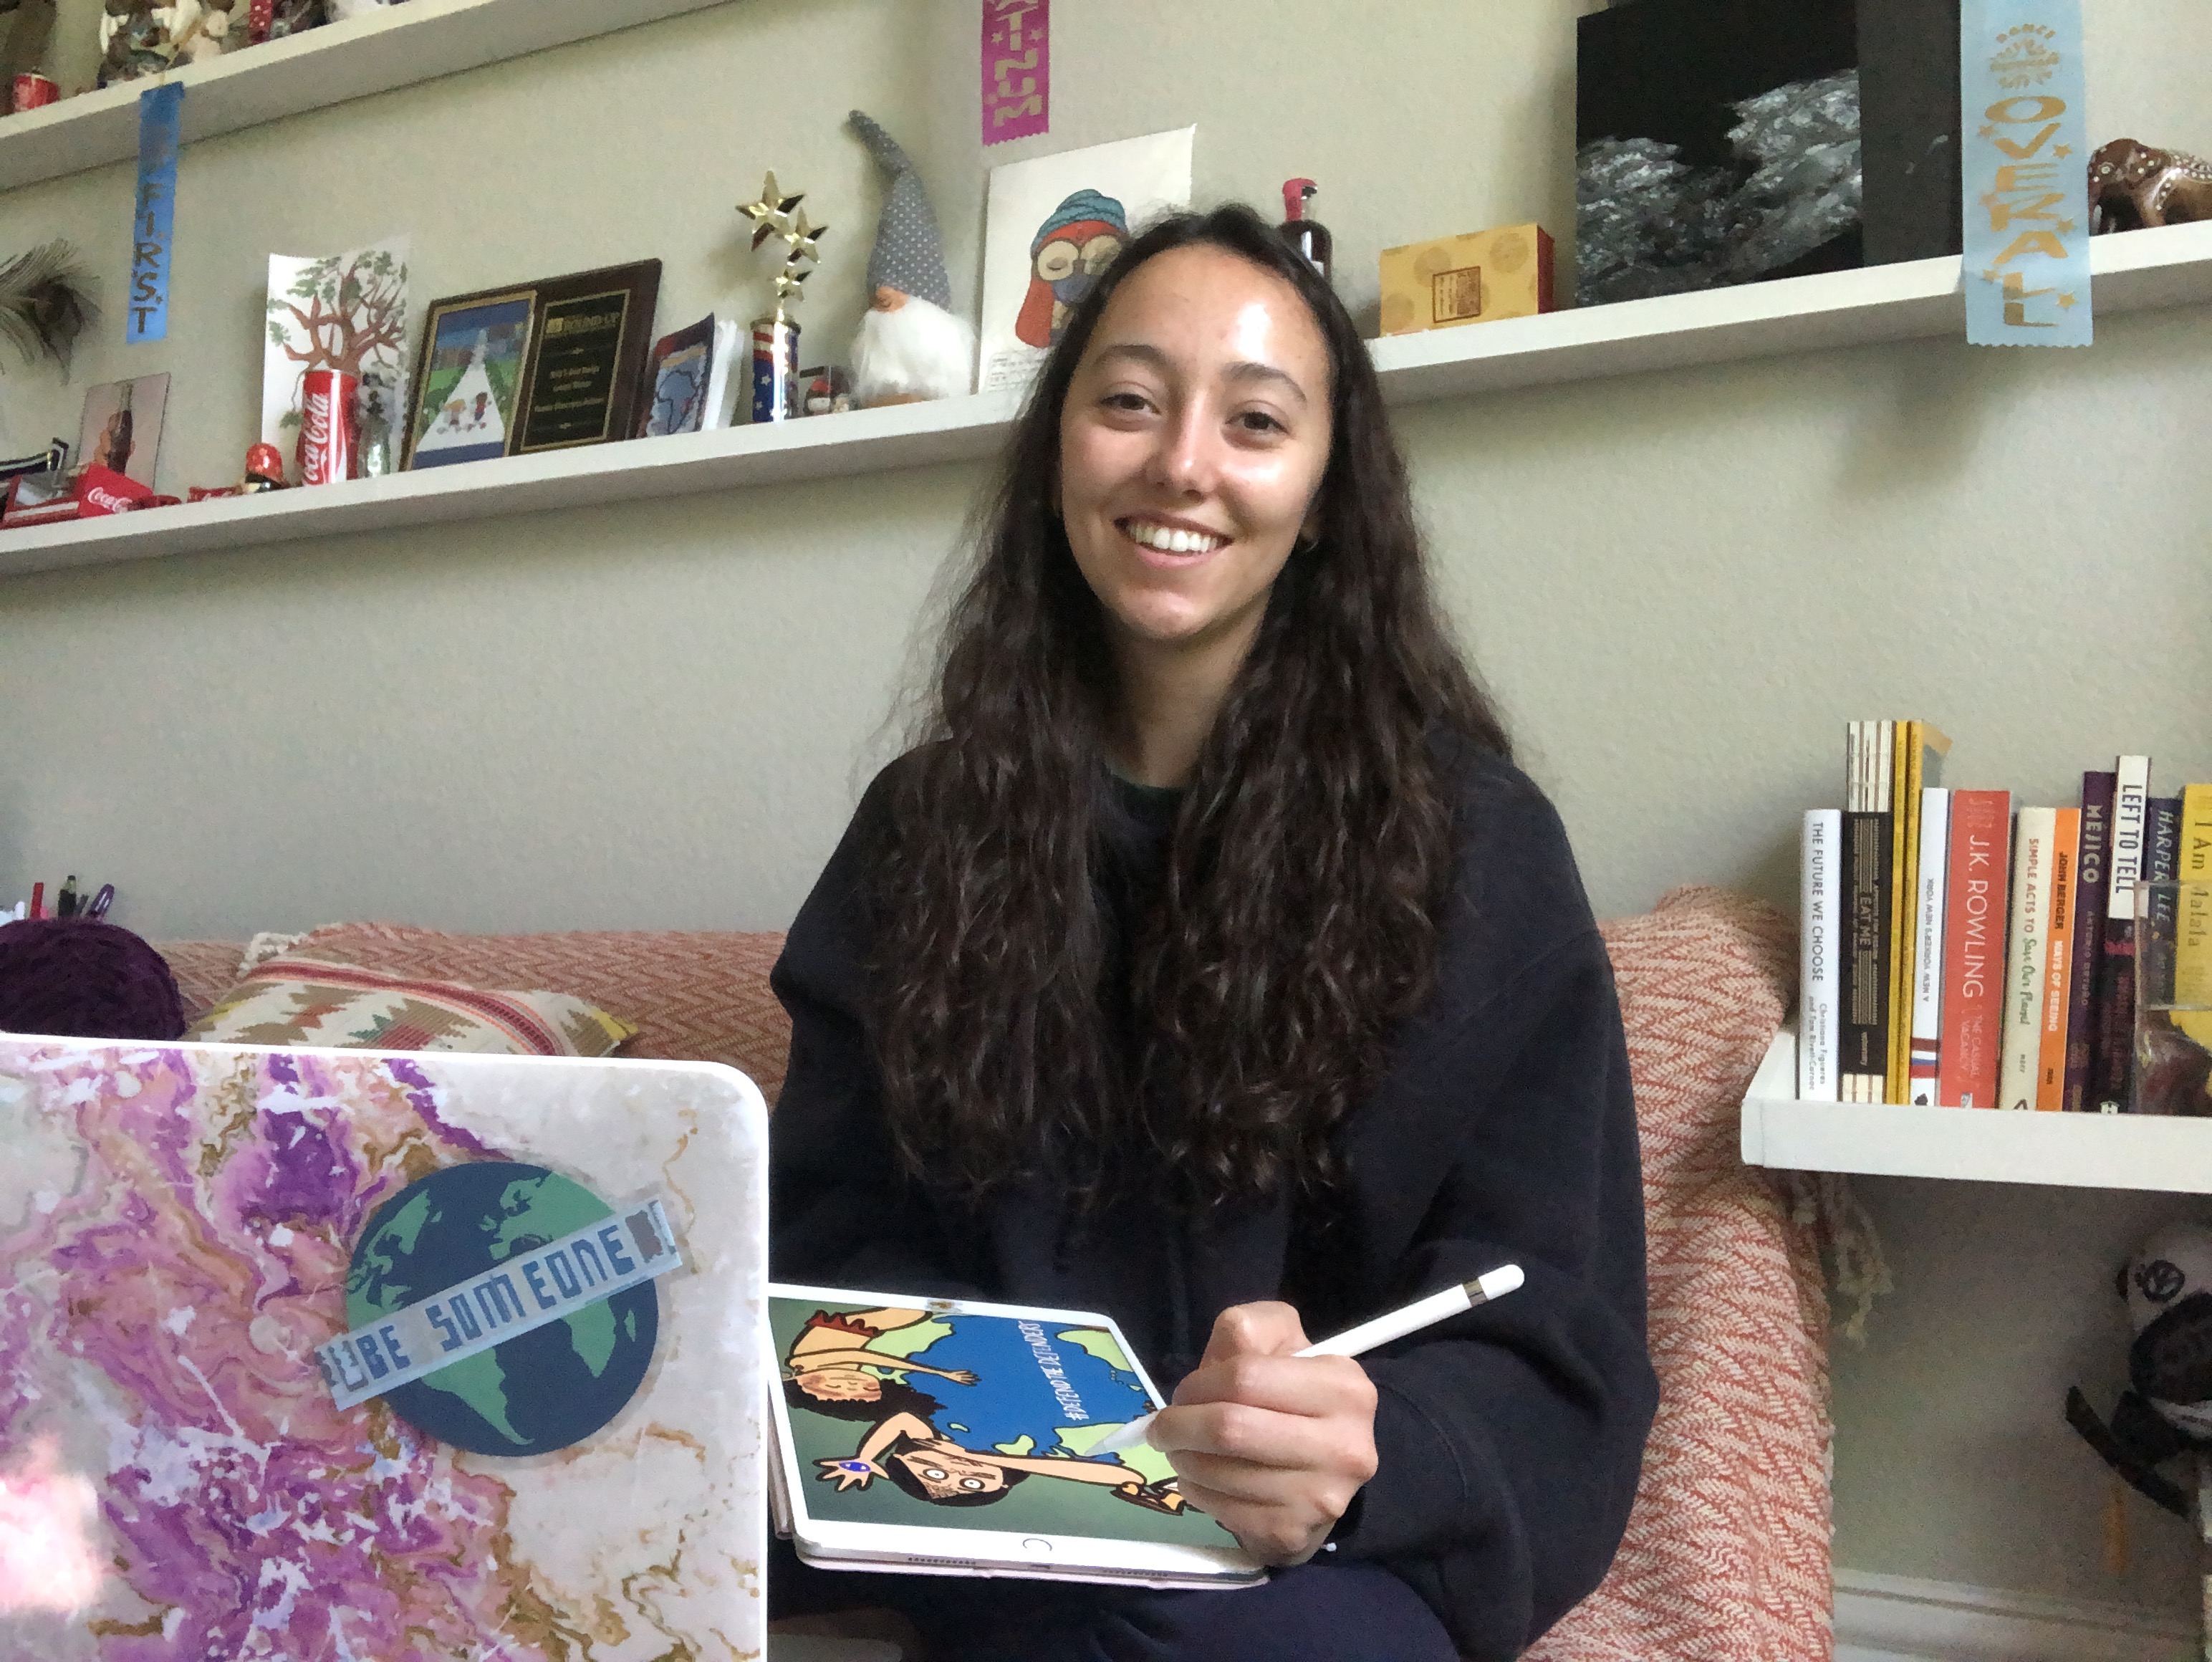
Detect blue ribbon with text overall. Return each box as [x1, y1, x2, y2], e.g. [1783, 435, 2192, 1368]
[127, 82, 183, 345]
[1960, 0, 2092, 347]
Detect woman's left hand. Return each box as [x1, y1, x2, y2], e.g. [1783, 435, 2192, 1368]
[815, 1456, 884, 1492]
[1143, 1301, 1378, 1566]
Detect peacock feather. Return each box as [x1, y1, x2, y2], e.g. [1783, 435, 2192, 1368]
[0, 239, 97, 374]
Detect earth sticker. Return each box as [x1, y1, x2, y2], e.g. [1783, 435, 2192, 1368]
[345, 1162, 659, 1456]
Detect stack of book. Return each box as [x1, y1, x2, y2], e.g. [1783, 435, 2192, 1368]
[1799, 724, 2211, 1111]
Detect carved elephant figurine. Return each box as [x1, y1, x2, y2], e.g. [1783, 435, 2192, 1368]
[2087, 138, 2212, 233]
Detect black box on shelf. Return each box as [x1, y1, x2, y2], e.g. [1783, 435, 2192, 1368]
[1575, 0, 1961, 308]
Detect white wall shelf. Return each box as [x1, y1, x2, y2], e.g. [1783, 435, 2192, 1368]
[1740, 1028, 2212, 1195]
[6, 221, 2211, 580]
[1370, 218, 2212, 400]
[0, 0, 731, 194]
[1, 389, 1029, 576]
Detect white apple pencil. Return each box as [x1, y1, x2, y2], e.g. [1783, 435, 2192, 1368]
[1090, 1262, 1526, 1456]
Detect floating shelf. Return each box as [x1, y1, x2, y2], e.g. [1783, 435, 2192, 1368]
[1739, 1028, 2212, 1195]
[1367, 216, 2212, 398]
[1, 389, 1028, 576]
[0, 0, 732, 194]
[6, 222, 2212, 580]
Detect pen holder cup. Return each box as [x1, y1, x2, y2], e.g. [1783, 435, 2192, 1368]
[2134, 881, 2212, 1116]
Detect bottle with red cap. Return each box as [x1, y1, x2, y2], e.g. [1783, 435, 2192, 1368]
[1277, 178, 1333, 284]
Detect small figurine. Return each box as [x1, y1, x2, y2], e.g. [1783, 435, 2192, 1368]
[2069, 1221, 2212, 1509]
[99, 0, 236, 85]
[1276, 178, 1333, 283]
[846, 110, 976, 408]
[257, 0, 322, 42]
[241, 441, 287, 491]
[2087, 138, 2212, 233]
[356, 377, 396, 477]
[799, 365, 852, 416]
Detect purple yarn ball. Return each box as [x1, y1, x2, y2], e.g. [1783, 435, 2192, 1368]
[0, 918, 186, 1042]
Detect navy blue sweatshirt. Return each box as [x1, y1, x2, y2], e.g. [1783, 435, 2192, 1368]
[768, 736, 1657, 1659]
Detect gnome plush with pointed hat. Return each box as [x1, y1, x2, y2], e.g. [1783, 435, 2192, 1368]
[847, 110, 976, 407]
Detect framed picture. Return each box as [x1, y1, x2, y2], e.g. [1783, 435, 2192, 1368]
[264, 237, 410, 484]
[978, 127, 1193, 393]
[402, 286, 538, 471]
[635, 314, 716, 439]
[514, 259, 662, 456]
[74, 373, 170, 489]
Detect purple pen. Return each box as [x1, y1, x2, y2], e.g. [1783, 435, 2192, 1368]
[87, 883, 115, 921]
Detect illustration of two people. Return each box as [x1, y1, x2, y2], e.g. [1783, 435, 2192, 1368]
[782, 1307, 1188, 1515]
[431, 390, 495, 437]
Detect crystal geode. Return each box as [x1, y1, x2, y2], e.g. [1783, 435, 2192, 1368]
[1577, 69, 1863, 307]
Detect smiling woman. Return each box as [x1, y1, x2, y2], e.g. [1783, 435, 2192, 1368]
[1057, 246, 1332, 787]
[768, 205, 1657, 1662]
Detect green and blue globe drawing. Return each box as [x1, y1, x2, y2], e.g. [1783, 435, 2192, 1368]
[346, 1162, 658, 1456]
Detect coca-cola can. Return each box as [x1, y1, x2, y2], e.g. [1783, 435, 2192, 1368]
[297, 369, 360, 486]
[11, 74, 60, 113]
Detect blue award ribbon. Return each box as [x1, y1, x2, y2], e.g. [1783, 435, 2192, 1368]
[1961, 0, 2091, 346]
[126, 82, 184, 345]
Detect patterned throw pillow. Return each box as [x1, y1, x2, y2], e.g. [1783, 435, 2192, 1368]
[184, 954, 637, 1057]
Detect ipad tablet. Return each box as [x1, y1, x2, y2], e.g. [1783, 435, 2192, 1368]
[768, 1284, 1266, 1590]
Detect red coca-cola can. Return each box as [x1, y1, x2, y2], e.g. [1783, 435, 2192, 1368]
[297, 370, 360, 486]
[11, 74, 60, 113]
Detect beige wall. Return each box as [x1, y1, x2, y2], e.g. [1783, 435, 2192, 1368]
[5, 0, 2212, 1619]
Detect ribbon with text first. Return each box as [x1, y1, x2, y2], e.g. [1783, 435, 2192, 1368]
[128, 82, 183, 346]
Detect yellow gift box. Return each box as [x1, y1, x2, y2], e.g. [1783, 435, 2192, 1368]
[1377, 224, 1557, 336]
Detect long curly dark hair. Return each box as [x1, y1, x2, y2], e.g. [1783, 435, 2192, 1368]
[870, 203, 1507, 1210]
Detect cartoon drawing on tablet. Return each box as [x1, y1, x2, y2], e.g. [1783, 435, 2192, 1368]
[777, 1300, 1190, 1518]
[783, 1305, 981, 1405]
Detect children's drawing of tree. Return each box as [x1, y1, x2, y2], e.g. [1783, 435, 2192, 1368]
[264, 247, 408, 431]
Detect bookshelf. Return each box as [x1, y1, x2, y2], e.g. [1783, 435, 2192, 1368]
[0, 0, 733, 194]
[1739, 1027, 2212, 1194]
[5, 221, 2212, 580]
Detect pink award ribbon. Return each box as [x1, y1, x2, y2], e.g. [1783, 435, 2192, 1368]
[981, 0, 1049, 146]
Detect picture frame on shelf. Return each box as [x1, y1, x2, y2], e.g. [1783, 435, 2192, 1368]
[978, 127, 1193, 395]
[74, 373, 170, 489]
[263, 236, 411, 485]
[635, 313, 715, 439]
[513, 259, 661, 456]
[401, 285, 537, 471]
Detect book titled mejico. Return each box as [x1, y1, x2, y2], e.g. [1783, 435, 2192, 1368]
[319, 1161, 687, 1456]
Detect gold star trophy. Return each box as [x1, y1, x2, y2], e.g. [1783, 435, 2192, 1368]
[738, 171, 827, 423]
